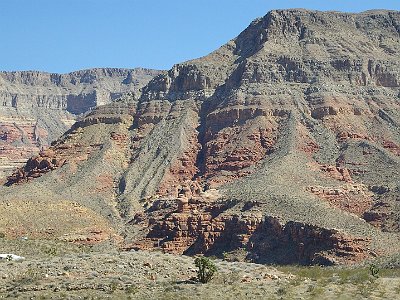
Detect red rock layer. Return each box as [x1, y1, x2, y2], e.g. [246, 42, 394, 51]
[337, 132, 372, 142]
[6, 142, 101, 185]
[320, 165, 352, 183]
[307, 185, 372, 217]
[382, 140, 400, 156]
[128, 199, 372, 265]
[202, 108, 280, 185]
[156, 131, 201, 197]
[0, 122, 50, 177]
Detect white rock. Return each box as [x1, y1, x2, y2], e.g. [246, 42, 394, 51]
[0, 254, 25, 261]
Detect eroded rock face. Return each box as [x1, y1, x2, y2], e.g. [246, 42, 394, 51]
[0, 68, 161, 179]
[307, 184, 373, 217]
[201, 107, 279, 185]
[5, 142, 102, 186]
[1, 10, 400, 265]
[0, 68, 161, 113]
[129, 199, 371, 265]
[362, 186, 400, 232]
[319, 165, 352, 182]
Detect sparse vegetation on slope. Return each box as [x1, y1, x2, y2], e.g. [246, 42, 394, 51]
[0, 8, 399, 285]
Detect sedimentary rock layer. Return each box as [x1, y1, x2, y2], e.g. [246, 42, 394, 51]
[1, 9, 400, 265]
[0, 68, 161, 178]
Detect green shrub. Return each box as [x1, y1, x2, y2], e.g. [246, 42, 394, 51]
[194, 257, 217, 283]
[109, 281, 118, 294]
[276, 286, 287, 296]
[43, 246, 57, 256]
[369, 264, 379, 278]
[125, 284, 138, 295]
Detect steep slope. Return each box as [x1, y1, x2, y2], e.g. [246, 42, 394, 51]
[1, 9, 399, 265]
[0, 68, 162, 178]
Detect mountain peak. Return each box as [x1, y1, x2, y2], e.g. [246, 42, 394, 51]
[1, 9, 400, 267]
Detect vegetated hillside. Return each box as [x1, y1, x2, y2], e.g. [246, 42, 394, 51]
[1, 9, 399, 265]
[0, 68, 162, 178]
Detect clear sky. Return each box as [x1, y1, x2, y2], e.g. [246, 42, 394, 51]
[1, 0, 399, 73]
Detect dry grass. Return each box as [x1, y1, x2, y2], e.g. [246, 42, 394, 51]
[0, 238, 399, 299]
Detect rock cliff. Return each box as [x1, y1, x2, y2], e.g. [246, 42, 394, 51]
[0, 68, 162, 178]
[1, 9, 399, 265]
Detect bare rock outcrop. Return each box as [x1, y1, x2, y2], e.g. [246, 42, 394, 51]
[129, 199, 371, 265]
[1, 9, 400, 265]
[0, 68, 161, 178]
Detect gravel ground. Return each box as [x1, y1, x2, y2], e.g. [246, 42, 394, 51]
[1, 239, 400, 299]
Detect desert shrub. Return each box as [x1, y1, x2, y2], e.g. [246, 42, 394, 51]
[278, 265, 378, 285]
[222, 248, 248, 262]
[369, 264, 379, 278]
[109, 281, 119, 294]
[194, 257, 217, 283]
[395, 284, 400, 294]
[213, 270, 241, 285]
[13, 268, 42, 286]
[276, 286, 287, 296]
[337, 268, 372, 285]
[125, 284, 138, 295]
[277, 265, 336, 281]
[43, 246, 57, 256]
[0, 232, 5, 238]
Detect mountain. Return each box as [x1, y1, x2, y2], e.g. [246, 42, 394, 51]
[1, 9, 399, 265]
[0, 68, 162, 178]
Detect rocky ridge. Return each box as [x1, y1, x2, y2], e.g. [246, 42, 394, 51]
[0, 68, 162, 178]
[1, 9, 400, 265]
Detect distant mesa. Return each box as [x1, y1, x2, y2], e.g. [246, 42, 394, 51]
[0, 67, 163, 179]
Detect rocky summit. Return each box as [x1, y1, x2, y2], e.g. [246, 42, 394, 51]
[1, 9, 400, 266]
[0, 68, 161, 178]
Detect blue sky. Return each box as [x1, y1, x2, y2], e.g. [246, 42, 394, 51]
[1, 0, 399, 73]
